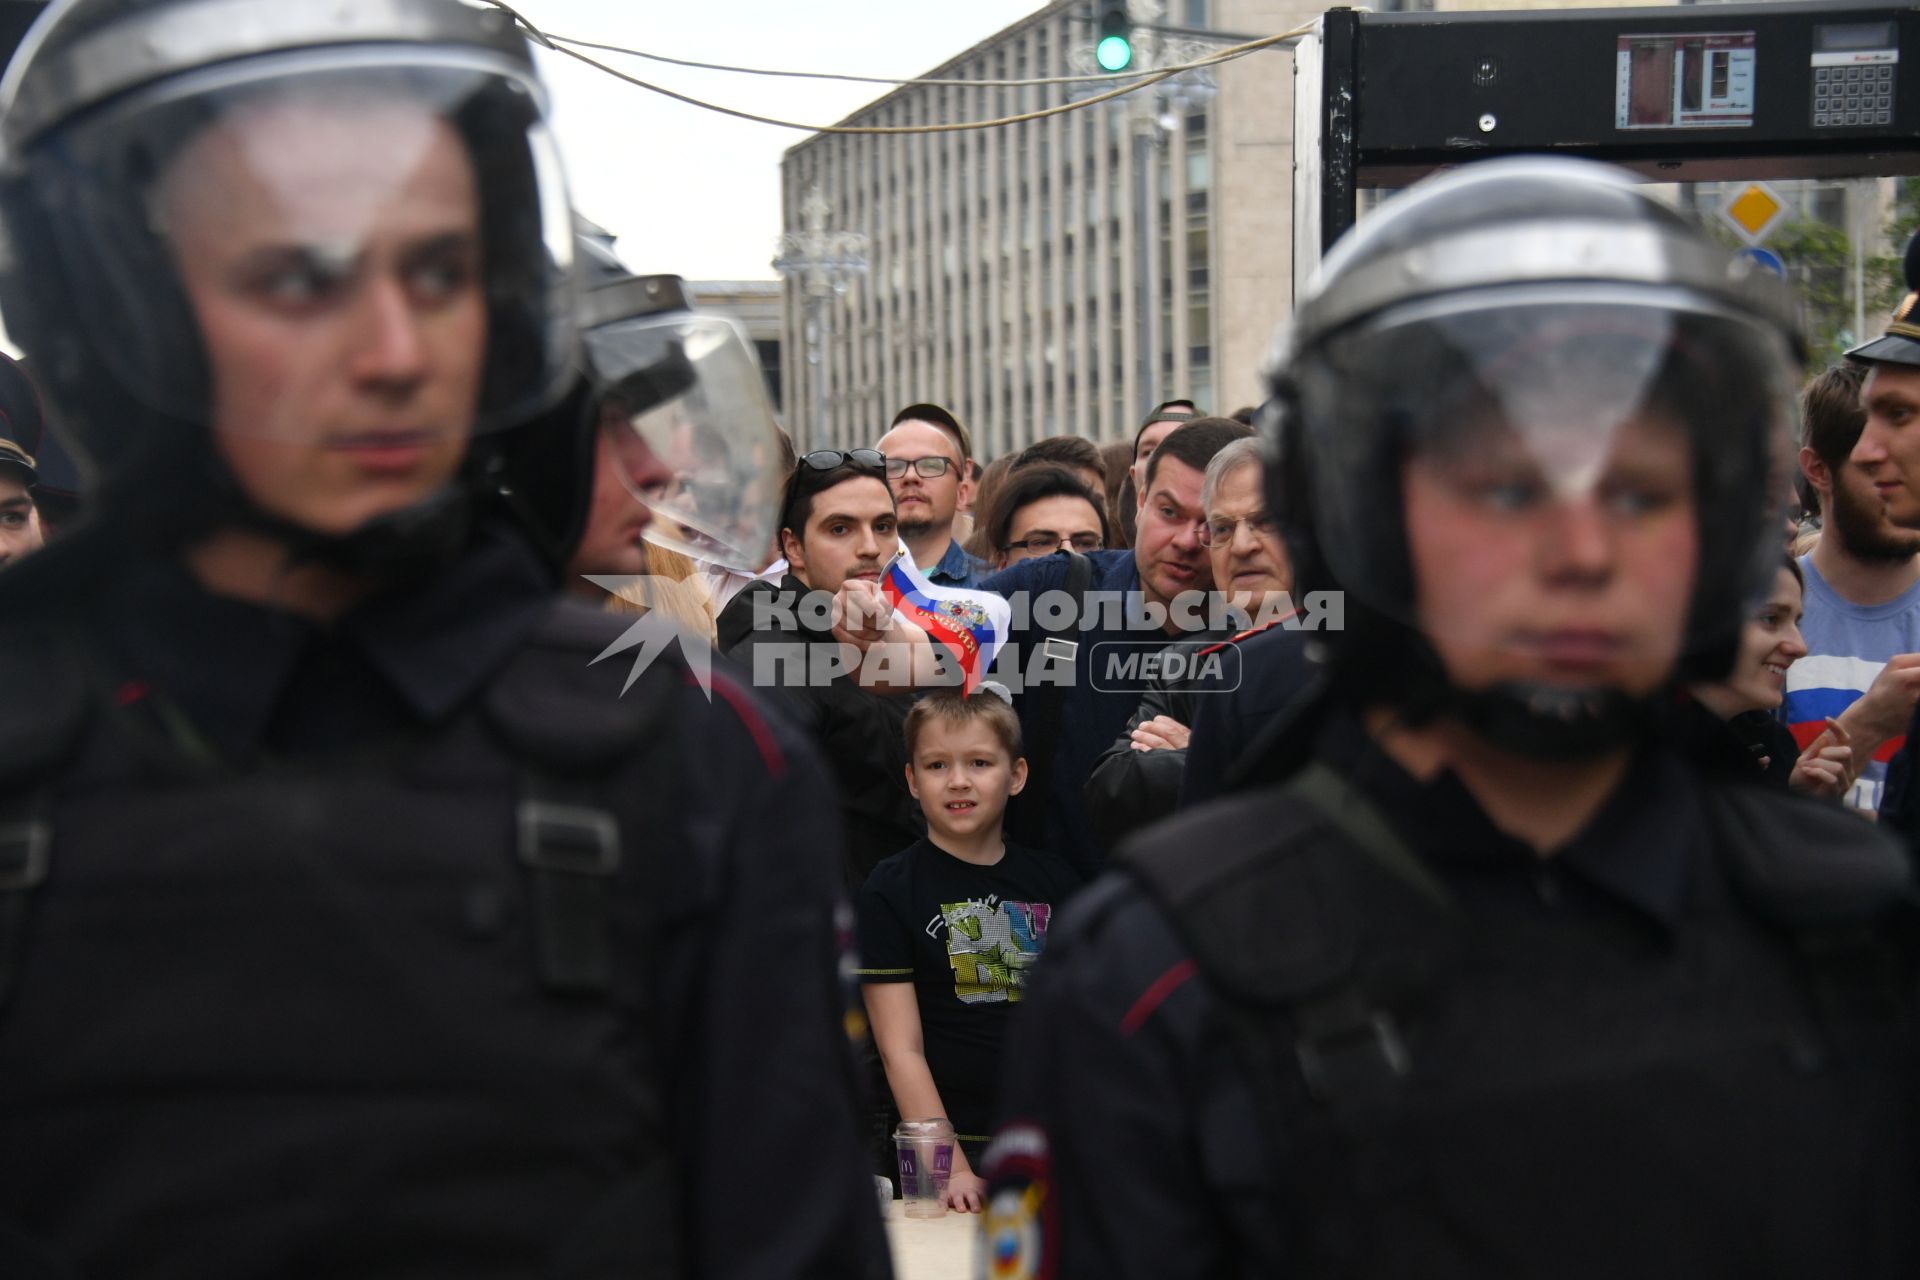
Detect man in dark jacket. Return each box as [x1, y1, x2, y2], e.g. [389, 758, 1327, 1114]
[982, 418, 1250, 875]
[1085, 436, 1294, 845]
[718, 449, 928, 885]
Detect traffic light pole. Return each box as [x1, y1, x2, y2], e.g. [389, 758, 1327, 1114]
[1133, 110, 1156, 412]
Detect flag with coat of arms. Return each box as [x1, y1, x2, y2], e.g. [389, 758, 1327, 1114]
[880, 544, 1010, 695]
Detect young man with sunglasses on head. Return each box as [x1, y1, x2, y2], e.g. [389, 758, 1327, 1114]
[717, 447, 936, 885]
[876, 403, 987, 589]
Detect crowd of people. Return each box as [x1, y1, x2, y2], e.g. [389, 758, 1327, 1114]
[0, 1, 1918, 1277]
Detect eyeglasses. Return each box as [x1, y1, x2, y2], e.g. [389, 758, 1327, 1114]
[1002, 531, 1104, 555]
[883, 456, 955, 479]
[1198, 513, 1279, 548]
[799, 448, 886, 471]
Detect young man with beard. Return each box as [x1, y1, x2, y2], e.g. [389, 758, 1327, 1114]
[876, 403, 986, 589]
[1785, 360, 1920, 813]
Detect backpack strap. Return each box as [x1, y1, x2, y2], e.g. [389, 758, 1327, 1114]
[1122, 768, 1457, 1107]
[0, 627, 92, 1012]
[1285, 762, 1454, 911]
[483, 602, 681, 995]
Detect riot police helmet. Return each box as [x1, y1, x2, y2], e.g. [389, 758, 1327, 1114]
[0, 0, 576, 560]
[1265, 156, 1802, 757]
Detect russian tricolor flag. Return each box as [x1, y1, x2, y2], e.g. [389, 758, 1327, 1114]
[881, 545, 1010, 694]
[1784, 654, 1907, 763]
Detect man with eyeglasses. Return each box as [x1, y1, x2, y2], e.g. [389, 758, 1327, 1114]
[1086, 437, 1294, 847]
[876, 403, 988, 589]
[982, 417, 1252, 876]
[989, 464, 1111, 570]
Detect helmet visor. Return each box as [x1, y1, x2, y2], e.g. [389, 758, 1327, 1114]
[585, 311, 784, 573]
[1293, 290, 1797, 670]
[27, 47, 574, 439]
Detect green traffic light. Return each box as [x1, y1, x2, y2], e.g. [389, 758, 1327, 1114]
[1096, 34, 1133, 72]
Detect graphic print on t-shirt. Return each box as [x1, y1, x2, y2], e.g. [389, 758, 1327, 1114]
[938, 896, 1053, 1004]
[1784, 557, 1920, 816]
[1784, 652, 1905, 812]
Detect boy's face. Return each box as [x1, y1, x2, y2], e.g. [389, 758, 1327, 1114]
[905, 718, 1027, 842]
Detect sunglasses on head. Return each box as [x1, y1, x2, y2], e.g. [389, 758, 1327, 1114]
[799, 449, 886, 471]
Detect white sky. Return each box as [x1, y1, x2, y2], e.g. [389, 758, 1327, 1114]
[523, 0, 1049, 281]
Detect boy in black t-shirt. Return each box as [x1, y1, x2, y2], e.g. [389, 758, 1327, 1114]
[857, 688, 1085, 1212]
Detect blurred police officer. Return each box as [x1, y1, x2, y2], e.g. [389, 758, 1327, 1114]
[0, 2, 889, 1276]
[982, 158, 1920, 1279]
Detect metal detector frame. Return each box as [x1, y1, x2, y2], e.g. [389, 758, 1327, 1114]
[1295, 0, 1920, 296]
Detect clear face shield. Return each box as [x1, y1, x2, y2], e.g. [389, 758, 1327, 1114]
[583, 309, 784, 573]
[1292, 290, 1799, 688]
[21, 47, 576, 440]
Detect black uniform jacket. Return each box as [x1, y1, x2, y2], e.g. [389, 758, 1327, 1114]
[1177, 622, 1320, 810]
[0, 525, 892, 1280]
[985, 700, 1920, 1280]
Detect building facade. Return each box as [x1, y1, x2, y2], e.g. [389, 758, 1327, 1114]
[687, 280, 785, 414]
[780, 0, 1310, 455]
[780, 0, 1869, 454]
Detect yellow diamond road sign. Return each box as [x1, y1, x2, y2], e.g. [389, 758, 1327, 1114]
[1721, 182, 1785, 245]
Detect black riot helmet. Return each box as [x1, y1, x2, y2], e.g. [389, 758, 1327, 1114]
[0, 0, 576, 566]
[1265, 156, 1802, 759]
[495, 262, 784, 580]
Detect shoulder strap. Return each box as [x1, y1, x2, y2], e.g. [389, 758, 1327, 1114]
[1122, 768, 1459, 1106]
[0, 626, 92, 1013]
[1284, 762, 1454, 911]
[484, 602, 684, 995]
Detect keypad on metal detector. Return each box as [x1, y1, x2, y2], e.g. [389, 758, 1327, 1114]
[1813, 64, 1895, 128]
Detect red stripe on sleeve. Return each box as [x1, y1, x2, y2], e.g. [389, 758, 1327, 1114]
[1120, 958, 1199, 1037]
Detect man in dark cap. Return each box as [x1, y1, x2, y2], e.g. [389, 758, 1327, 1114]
[0, 354, 45, 565]
[0, 430, 38, 568]
[1844, 235, 1920, 840]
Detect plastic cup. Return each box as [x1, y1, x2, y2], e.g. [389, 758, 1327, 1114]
[893, 1117, 955, 1218]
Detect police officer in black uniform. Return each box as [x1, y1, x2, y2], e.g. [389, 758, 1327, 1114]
[980, 157, 1920, 1279]
[0, 2, 890, 1276]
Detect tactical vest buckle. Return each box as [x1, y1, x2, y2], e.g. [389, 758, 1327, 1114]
[1295, 1009, 1411, 1104]
[517, 802, 620, 876]
[0, 819, 50, 892]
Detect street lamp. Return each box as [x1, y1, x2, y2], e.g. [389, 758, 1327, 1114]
[773, 187, 870, 446]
